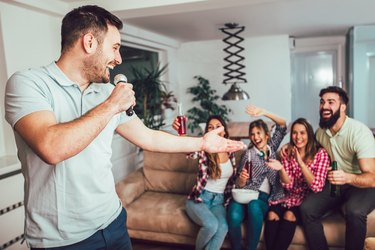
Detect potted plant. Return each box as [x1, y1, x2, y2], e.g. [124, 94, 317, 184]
[160, 88, 178, 119]
[131, 63, 168, 129]
[186, 76, 231, 133]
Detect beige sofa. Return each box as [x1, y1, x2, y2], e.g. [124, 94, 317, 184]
[115, 150, 375, 249]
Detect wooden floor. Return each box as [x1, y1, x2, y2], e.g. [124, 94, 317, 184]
[132, 240, 194, 250]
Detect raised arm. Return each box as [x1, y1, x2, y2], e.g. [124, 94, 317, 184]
[246, 105, 286, 128]
[116, 117, 246, 154]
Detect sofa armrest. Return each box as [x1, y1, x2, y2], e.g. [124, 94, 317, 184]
[116, 168, 145, 207]
[365, 237, 375, 250]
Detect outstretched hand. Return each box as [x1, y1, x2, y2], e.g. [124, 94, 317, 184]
[202, 127, 246, 153]
[246, 105, 266, 117]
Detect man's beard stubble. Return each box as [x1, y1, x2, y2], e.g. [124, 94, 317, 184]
[83, 47, 110, 84]
[319, 108, 341, 129]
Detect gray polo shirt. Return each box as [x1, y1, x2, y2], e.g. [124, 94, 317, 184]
[5, 62, 135, 248]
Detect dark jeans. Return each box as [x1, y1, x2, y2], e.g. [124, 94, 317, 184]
[300, 182, 375, 250]
[228, 191, 269, 250]
[32, 208, 132, 250]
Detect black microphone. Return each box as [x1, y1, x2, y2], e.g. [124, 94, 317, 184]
[114, 74, 134, 116]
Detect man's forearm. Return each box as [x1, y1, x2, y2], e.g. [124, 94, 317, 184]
[347, 172, 375, 188]
[18, 100, 118, 165]
[133, 128, 203, 153]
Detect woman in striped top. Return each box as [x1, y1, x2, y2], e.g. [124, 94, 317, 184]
[227, 105, 287, 250]
[264, 118, 330, 250]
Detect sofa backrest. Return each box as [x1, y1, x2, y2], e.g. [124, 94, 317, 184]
[143, 150, 198, 194]
[143, 150, 246, 195]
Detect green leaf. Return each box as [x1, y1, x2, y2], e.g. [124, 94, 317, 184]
[186, 76, 232, 132]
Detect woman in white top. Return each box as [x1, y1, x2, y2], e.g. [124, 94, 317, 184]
[173, 115, 237, 250]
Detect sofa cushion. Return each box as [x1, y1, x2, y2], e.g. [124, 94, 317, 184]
[367, 209, 375, 236]
[365, 237, 375, 250]
[126, 191, 199, 236]
[143, 151, 198, 194]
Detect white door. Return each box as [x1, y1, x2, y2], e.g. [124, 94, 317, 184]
[349, 25, 375, 128]
[290, 37, 345, 131]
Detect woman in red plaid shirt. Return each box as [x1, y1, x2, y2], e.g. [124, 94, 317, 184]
[173, 115, 239, 250]
[265, 118, 331, 250]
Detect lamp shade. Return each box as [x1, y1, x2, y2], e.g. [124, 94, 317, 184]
[222, 83, 250, 100]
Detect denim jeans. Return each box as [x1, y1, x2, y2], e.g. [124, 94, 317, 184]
[300, 183, 375, 250]
[31, 208, 132, 250]
[185, 190, 228, 250]
[228, 191, 269, 250]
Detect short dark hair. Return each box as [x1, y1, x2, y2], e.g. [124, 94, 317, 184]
[61, 5, 123, 53]
[319, 86, 349, 105]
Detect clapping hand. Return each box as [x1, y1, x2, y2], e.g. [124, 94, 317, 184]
[292, 146, 304, 166]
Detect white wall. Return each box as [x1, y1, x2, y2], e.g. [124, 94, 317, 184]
[0, 3, 145, 178]
[176, 35, 292, 125]
[0, 2, 61, 158]
[352, 25, 375, 128]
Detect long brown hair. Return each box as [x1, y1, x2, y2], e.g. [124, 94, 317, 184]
[289, 118, 320, 163]
[204, 115, 229, 180]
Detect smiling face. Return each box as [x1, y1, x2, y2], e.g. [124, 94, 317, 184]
[206, 118, 226, 137]
[250, 126, 269, 151]
[291, 123, 308, 150]
[319, 92, 344, 129]
[83, 24, 122, 83]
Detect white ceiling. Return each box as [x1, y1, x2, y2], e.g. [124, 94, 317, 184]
[56, 0, 375, 42]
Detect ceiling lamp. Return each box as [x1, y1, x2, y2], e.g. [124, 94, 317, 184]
[219, 23, 249, 100]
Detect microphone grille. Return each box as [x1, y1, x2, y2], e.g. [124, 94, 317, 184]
[114, 74, 128, 85]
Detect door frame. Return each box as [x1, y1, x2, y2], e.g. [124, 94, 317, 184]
[290, 36, 346, 86]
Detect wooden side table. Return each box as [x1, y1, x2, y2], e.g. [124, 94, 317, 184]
[227, 122, 249, 140]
